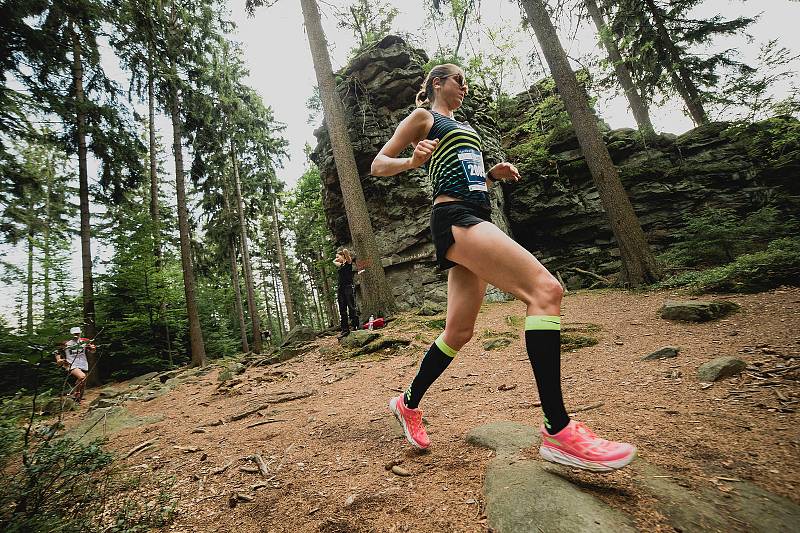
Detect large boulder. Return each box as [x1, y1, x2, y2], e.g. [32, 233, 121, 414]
[697, 356, 747, 382]
[499, 89, 800, 280]
[281, 325, 317, 347]
[659, 300, 740, 322]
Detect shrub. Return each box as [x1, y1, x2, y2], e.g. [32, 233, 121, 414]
[659, 237, 800, 293]
[0, 405, 176, 532]
[659, 206, 798, 268]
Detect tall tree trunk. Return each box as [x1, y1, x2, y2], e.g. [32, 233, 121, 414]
[520, 0, 661, 286]
[148, 47, 161, 263]
[26, 211, 34, 336]
[584, 0, 655, 139]
[269, 192, 296, 330]
[307, 269, 323, 329]
[42, 155, 52, 321]
[258, 253, 275, 341]
[71, 21, 99, 385]
[169, 73, 206, 366]
[317, 251, 335, 327]
[230, 242, 249, 353]
[642, 0, 708, 126]
[230, 142, 262, 352]
[271, 262, 285, 337]
[299, 0, 395, 317]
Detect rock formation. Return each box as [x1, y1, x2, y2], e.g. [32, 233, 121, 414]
[311, 36, 510, 309]
[500, 77, 800, 286]
[312, 35, 800, 305]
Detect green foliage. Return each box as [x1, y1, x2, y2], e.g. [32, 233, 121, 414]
[0, 414, 113, 532]
[283, 163, 337, 329]
[659, 207, 799, 268]
[713, 40, 800, 122]
[0, 392, 176, 533]
[561, 333, 599, 351]
[423, 0, 479, 62]
[606, 0, 756, 120]
[501, 71, 596, 178]
[727, 116, 800, 172]
[335, 0, 399, 55]
[659, 237, 800, 293]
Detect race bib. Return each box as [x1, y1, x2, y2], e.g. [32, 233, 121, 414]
[458, 148, 487, 192]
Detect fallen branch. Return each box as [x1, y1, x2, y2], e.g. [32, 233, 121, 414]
[211, 460, 234, 475]
[246, 418, 288, 429]
[229, 404, 270, 422]
[228, 391, 314, 422]
[125, 438, 157, 459]
[555, 271, 569, 294]
[565, 267, 611, 285]
[251, 454, 271, 477]
[173, 445, 201, 453]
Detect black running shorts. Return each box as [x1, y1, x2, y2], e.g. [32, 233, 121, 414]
[430, 200, 492, 270]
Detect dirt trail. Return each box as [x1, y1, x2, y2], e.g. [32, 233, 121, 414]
[65, 287, 800, 532]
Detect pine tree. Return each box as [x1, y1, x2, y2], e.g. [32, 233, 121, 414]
[520, 0, 661, 286]
[606, 0, 755, 125]
[18, 0, 146, 383]
[583, 0, 655, 139]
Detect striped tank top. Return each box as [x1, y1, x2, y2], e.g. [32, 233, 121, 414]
[424, 110, 489, 207]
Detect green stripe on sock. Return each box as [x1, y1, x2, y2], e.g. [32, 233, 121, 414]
[524, 315, 561, 331]
[434, 333, 458, 357]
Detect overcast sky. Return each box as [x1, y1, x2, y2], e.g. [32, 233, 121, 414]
[3, 0, 799, 325]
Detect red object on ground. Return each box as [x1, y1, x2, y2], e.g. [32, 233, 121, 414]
[361, 317, 385, 329]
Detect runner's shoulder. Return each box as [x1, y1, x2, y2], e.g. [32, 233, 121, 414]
[407, 107, 434, 127]
[404, 108, 434, 141]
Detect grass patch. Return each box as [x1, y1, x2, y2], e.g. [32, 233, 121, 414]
[561, 334, 599, 351]
[425, 318, 446, 330]
[505, 315, 524, 329]
[479, 328, 516, 339]
[563, 323, 601, 334]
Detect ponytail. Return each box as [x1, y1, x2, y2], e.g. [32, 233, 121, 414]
[416, 63, 462, 107]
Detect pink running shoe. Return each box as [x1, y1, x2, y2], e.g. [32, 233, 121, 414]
[539, 420, 636, 472]
[389, 395, 430, 449]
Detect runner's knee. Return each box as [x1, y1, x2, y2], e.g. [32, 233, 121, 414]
[520, 275, 563, 308]
[444, 325, 473, 350]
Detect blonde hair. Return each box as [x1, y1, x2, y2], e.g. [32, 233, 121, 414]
[337, 248, 353, 264]
[415, 63, 463, 107]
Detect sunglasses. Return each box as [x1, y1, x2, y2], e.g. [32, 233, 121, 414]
[440, 73, 466, 87]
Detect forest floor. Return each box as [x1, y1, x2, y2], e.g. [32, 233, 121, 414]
[63, 287, 800, 532]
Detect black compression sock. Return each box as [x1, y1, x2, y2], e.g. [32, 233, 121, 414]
[404, 333, 458, 409]
[524, 315, 570, 434]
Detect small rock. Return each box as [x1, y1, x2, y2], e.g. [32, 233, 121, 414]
[340, 330, 380, 348]
[642, 346, 680, 361]
[345, 494, 356, 507]
[700, 382, 714, 390]
[391, 465, 411, 477]
[697, 357, 747, 382]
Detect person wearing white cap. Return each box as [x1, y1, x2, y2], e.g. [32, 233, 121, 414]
[54, 326, 95, 403]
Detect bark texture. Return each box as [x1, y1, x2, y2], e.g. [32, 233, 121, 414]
[521, 0, 661, 286]
[299, 0, 396, 317]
